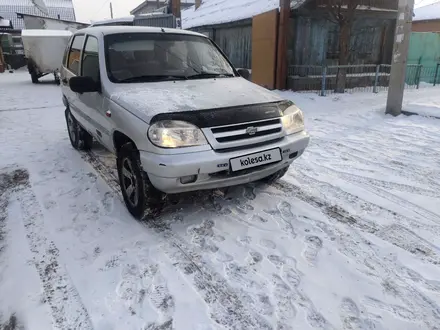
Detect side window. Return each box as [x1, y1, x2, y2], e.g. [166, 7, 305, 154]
[67, 35, 84, 75]
[81, 35, 100, 82]
[62, 36, 73, 66]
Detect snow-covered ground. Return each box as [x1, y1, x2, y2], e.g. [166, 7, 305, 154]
[1, 71, 440, 330]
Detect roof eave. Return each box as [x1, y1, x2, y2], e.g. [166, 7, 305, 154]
[130, 0, 154, 14]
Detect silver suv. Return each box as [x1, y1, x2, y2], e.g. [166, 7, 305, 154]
[60, 26, 310, 218]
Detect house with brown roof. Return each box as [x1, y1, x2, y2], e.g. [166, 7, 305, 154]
[183, 0, 399, 90]
[412, 1, 440, 32]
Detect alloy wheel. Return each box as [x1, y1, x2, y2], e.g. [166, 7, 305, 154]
[67, 112, 77, 144]
[121, 158, 139, 207]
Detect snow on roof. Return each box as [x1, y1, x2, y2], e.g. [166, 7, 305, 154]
[182, 0, 280, 29]
[0, 0, 73, 8]
[131, 0, 195, 14]
[0, 0, 76, 30]
[414, 1, 440, 21]
[0, 18, 11, 27]
[82, 25, 207, 38]
[90, 16, 135, 25]
[21, 28, 72, 36]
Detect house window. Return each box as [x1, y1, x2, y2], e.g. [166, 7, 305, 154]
[326, 28, 339, 60]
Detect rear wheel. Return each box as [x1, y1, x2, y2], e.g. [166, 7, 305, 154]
[31, 70, 39, 84]
[261, 166, 289, 184]
[65, 108, 93, 150]
[54, 73, 60, 85]
[117, 142, 165, 219]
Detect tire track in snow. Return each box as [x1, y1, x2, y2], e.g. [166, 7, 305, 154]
[311, 118, 440, 154]
[274, 178, 440, 327]
[265, 179, 440, 327]
[269, 181, 378, 234]
[293, 170, 440, 265]
[296, 168, 440, 232]
[84, 150, 438, 329]
[3, 169, 94, 330]
[311, 163, 440, 223]
[366, 278, 440, 329]
[312, 160, 440, 198]
[84, 150, 274, 329]
[310, 138, 440, 190]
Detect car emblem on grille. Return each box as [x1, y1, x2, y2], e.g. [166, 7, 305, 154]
[246, 126, 258, 136]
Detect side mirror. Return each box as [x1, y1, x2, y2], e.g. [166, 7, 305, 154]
[69, 76, 100, 94]
[237, 68, 251, 80]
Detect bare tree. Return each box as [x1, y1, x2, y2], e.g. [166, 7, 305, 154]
[324, 0, 361, 92]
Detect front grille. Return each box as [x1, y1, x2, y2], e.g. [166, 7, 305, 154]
[210, 118, 282, 144]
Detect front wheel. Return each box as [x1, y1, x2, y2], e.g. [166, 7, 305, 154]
[117, 142, 165, 219]
[65, 108, 93, 150]
[261, 166, 289, 184]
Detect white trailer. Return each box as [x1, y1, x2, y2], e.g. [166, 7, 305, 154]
[21, 29, 72, 84]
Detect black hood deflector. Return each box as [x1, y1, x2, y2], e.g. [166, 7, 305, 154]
[150, 100, 293, 128]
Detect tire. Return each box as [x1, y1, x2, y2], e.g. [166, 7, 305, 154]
[65, 108, 93, 150]
[31, 70, 39, 84]
[261, 166, 289, 184]
[117, 142, 165, 219]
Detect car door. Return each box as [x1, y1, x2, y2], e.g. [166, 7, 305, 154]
[61, 34, 95, 133]
[77, 35, 113, 150]
[60, 35, 73, 103]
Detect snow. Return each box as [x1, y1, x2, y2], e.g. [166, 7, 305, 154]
[0, 18, 11, 27]
[1, 71, 440, 329]
[91, 16, 134, 25]
[182, 0, 279, 29]
[414, 1, 440, 21]
[110, 78, 281, 122]
[0, 0, 73, 8]
[21, 29, 73, 37]
[182, 1, 397, 30]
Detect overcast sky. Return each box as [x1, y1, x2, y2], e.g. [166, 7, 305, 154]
[72, 0, 145, 23]
[71, 0, 439, 23]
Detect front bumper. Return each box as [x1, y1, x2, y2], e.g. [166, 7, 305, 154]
[140, 131, 310, 194]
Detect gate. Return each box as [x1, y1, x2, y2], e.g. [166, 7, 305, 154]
[251, 9, 279, 89]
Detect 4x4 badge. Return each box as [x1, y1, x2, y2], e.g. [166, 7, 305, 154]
[246, 126, 258, 136]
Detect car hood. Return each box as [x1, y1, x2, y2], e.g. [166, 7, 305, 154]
[109, 77, 283, 123]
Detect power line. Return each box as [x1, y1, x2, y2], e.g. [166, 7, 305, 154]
[92, 0, 112, 19]
[415, 0, 440, 8]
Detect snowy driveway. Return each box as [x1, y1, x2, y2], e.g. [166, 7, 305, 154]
[1, 72, 440, 330]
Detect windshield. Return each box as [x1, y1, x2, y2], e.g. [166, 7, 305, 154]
[104, 33, 236, 83]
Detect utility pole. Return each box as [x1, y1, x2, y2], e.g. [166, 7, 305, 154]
[385, 0, 415, 116]
[276, 0, 290, 90]
[110, 2, 114, 19]
[170, 0, 181, 28]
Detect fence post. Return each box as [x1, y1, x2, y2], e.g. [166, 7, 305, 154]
[320, 66, 327, 97]
[416, 64, 422, 89]
[434, 63, 440, 86]
[373, 65, 380, 93]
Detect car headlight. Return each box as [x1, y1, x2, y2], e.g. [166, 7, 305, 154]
[148, 120, 208, 148]
[281, 105, 304, 135]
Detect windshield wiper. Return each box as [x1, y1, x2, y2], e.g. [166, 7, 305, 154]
[118, 75, 188, 83]
[186, 72, 235, 80]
